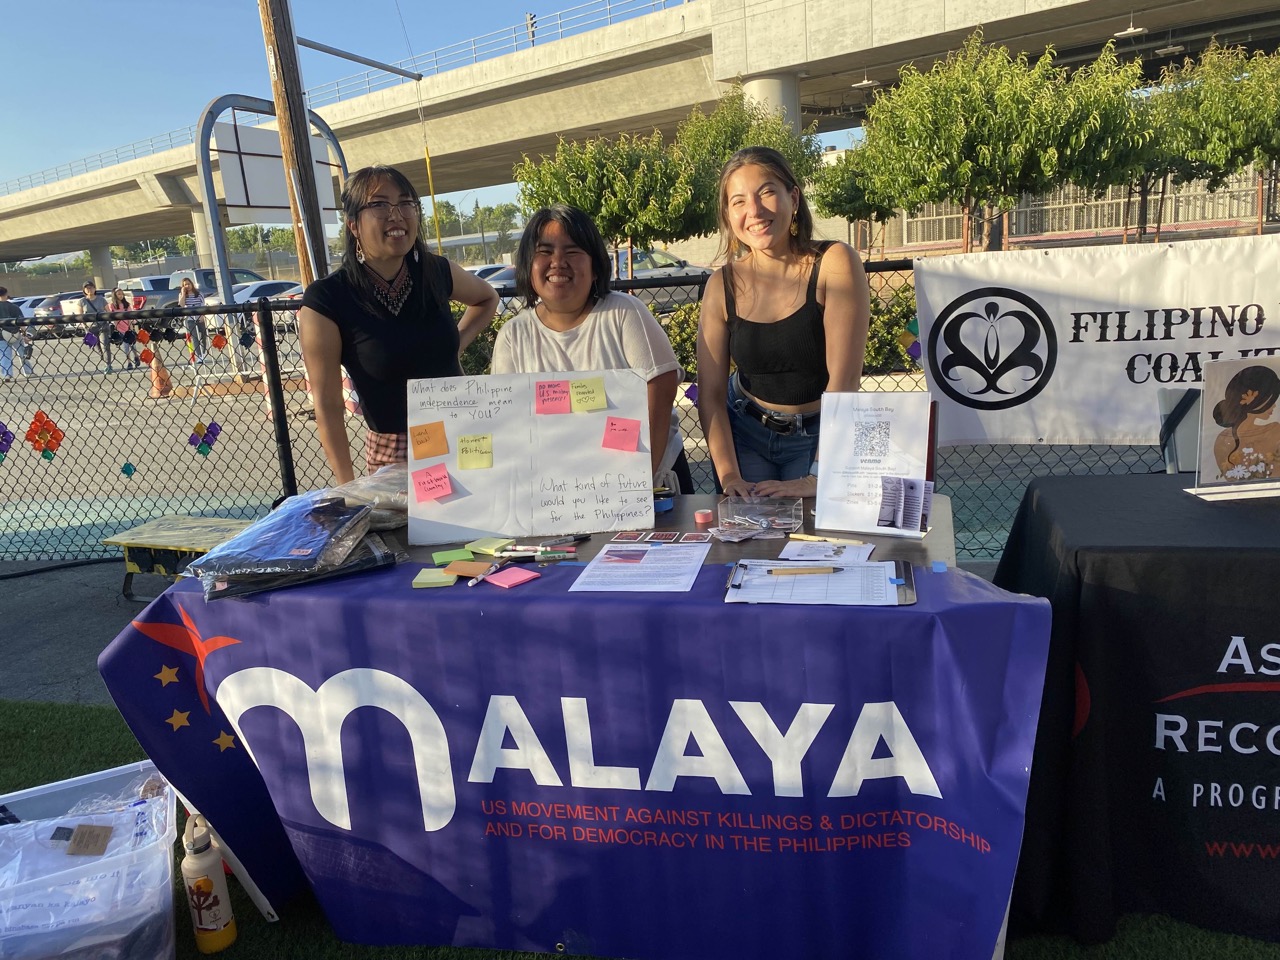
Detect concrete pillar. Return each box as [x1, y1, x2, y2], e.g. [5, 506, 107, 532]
[89, 244, 116, 289]
[190, 208, 213, 266]
[743, 73, 802, 133]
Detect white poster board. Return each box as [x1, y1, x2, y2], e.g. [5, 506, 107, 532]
[213, 123, 339, 225]
[814, 392, 933, 538]
[1187, 356, 1280, 501]
[406, 370, 653, 544]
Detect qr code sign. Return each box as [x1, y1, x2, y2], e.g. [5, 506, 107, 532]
[852, 420, 890, 457]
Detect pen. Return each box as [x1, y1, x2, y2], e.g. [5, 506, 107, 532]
[765, 566, 844, 576]
[468, 559, 507, 587]
[511, 544, 576, 553]
[789, 534, 865, 545]
[539, 534, 591, 547]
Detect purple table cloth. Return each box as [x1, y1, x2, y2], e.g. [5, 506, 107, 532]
[99, 562, 1049, 959]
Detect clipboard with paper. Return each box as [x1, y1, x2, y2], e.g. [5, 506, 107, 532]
[814, 392, 934, 538]
[724, 559, 916, 606]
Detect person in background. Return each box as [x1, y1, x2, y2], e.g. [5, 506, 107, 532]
[107, 287, 142, 369]
[697, 146, 871, 498]
[490, 203, 691, 493]
[0, 287, 30, 381]
[299, 164, 499, 485]
[177, 277, 208, 363]
[81, 281, 112, 373]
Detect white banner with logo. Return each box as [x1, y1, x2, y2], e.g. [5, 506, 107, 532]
[913, 236, 1280, 445]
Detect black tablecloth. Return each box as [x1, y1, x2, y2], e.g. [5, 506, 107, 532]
[996, 474, 1280, 943]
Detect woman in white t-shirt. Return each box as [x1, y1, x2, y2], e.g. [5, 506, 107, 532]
[490, 204, 691, 492]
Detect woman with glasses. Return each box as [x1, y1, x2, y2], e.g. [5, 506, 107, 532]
[697, 146, 871, 498]
[490, 204, 691, 493]
[299, 165, 499, 484]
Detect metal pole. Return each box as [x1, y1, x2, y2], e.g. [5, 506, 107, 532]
[256, 299, 299, 498]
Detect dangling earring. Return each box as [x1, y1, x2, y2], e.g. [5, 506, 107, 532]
[789, 214, 799, 238]
[413, 247, 419, 263]
[356, 238, 366, 264]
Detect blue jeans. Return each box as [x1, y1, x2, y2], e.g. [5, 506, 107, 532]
[0, 338, 11, 377]
[726, 374, 819, 483]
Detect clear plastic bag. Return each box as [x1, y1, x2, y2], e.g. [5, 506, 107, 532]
[0, 774, 176, 960]
[330, 462, 409, 531]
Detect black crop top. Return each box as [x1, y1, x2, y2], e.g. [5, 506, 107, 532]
[302, 253, 460, 434]
[725, 241, 833, 407]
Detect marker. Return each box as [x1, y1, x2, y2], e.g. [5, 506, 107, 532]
[788, 533, 865, 545]
[512, 544, 576, 553]
[765, 566, 844, 576]
[539, 534, 591, 547]
[467, 559, 507, 587]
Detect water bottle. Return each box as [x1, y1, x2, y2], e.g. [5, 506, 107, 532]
[181, 814, 238, 953]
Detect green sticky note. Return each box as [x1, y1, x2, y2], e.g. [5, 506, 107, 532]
[413, 567, 458, 588]
[465, 537, 514, 556]
[458, 434, 493, 469]
[569, 377, 607, 412]
[431, 548, 474, 566]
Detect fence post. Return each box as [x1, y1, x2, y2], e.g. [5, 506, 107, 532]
[256, 300, 299, 499]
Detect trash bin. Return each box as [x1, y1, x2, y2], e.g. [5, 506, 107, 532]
[0, 760, 177, 960]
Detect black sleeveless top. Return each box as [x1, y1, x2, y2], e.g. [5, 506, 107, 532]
[725, 241, 833, 407]
[302, 252, 459, 434]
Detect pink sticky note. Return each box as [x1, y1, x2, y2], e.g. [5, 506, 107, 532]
[535, 380, 572, 414]
[411, 463, 453, 502]
[602, 416, 642, 452]
[485, 566, 541, 589]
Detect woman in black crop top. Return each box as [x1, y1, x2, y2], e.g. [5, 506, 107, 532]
[696, 146, 871, 498]
[299, 165, 498, 484]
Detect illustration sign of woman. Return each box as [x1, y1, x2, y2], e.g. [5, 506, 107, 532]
[1212, 365, 1280, 481]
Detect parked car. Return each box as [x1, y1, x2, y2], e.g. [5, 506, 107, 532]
[465, 263, 508, 281]
[33, 291, 93, 337]
[483, 265, 516, 289]
[231, 280, 303, 303]
[162, 267, 268, 306]
[118, 275, 171, 309]
[613, 249, 711, 312]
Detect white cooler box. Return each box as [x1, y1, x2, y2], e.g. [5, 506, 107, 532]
[0, 760, 177, 960]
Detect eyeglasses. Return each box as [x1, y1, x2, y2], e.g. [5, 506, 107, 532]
[361, 200, 420, 220]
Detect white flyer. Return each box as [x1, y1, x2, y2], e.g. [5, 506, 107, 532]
[569, 542, 711, 592]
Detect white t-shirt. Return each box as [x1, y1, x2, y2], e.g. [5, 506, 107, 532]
[491, 291, 684, 475]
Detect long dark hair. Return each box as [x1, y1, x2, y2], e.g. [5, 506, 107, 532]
[1213, 364, 1280, 462]
[338, 165, 430, 309]
[715, 146, 815, 263]
[515, 205, 612, 310]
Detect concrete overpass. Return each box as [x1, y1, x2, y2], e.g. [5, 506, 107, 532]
[2, 0, 1278, 274]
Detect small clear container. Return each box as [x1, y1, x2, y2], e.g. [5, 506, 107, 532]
[717, 496, 803, 532]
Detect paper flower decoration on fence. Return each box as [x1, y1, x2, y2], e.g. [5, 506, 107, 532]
[0, 422, 13, 465]
[139, 348, 155, 365]
[83, 332, 99, 347]
[26, 410, 64, 461]
[897, 317, 923, 363]
[211, 333, 227, 350]
[187, 420, 222, 457]
[121, 462, 136, 478]
[136, 329, 151, 345]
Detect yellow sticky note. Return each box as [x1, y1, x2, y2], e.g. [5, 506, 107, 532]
[569, 377, 607, 413]
[410, 421, 449, 460]
[465, 537, 514, 556]
[413, 568, 457, 588]
[458, 434, 493, 469]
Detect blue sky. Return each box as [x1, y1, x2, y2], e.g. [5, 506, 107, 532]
[4, 0, 547, 207]
[7, 0, 854, 231]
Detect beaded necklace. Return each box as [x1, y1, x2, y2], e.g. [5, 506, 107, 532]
[363, 260, 413, 316]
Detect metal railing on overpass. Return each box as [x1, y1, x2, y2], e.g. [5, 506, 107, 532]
[0, 0, 692, 197]
[0, 268, 1166, 564]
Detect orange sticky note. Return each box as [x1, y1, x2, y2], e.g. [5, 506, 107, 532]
[535, 380, 572, 414]
[602, 416, 641, 452]
[412, 463, 452, 501]
[410, 421, 449, 460]
[485, 567, 540, 589]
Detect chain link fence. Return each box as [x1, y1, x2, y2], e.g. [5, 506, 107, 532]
[0, 268, 1164, 562]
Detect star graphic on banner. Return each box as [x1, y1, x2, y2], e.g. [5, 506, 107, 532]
[166, 709, 191, 731]
[154, 665, 180, 687]
[213, 731, 237, 752]
[132, 604, 240, 713]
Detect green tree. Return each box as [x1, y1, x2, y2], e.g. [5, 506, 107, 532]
[175, 235, 196, 257]
[670, 87, 822, 240]
[858, 30, 1067, 250]
[515, 129, 686, 255]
